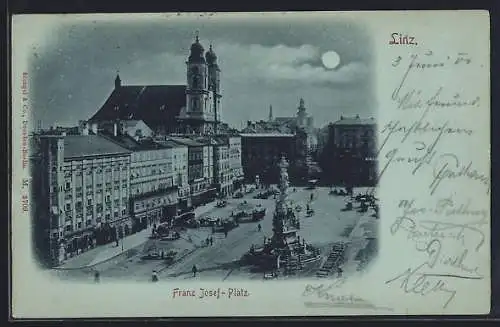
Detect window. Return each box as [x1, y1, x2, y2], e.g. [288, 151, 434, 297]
[122, 209, 126, 216]
[65, 203, 71, 211]
[105, 213, 110, 220]
[114, 212, 118, 218]
[77, 222, 82, 229]
[65, 182, 71, 190]
[87, 199, 92, 206]
[86, 219, 92, 226]
[106, 195, 110, 203]
[65, 225, 72, 232]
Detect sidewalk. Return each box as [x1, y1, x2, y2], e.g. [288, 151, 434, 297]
[56, 227, 152, 269]
[342, 209, 379, 275]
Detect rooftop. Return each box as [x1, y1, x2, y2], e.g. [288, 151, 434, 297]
[89, 84, 187, 130]
[100, 132, 173, 151]
[239, 133, 295, 137]
[167, 136, 206, 147]
[63, 135, 131, 159]
[333, 116, 376, 126]
[154, 139, 188, 149]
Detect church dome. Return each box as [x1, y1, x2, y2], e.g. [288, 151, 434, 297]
[188, 35, 206, 63]
[205, 44, 218, 64]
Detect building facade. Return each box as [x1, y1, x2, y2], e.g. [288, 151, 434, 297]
[169, 137, 216, 208]
[240, 133, 296, 184]
[321, 115, 378, 186]
[212, 137, 232, 197]
[32, 134, 131, 266]
[228, 135, 244, 190]
[102, 132, 179, 230]
[153, 137, 190, 212]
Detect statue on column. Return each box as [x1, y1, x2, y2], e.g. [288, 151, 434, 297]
[271, 156, 291, 249]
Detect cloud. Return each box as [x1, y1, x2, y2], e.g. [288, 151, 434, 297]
[214, 43, 369, 85]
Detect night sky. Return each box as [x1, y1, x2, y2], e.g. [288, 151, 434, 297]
[30, 13, 376, 130]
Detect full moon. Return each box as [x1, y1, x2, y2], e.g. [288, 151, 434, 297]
[321, 51, 341, 69]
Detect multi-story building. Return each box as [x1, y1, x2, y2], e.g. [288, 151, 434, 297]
[228, 135, 244, 190]
[154, 138, 190, 212]
[168, 137, 216, 208]
[211, 137, 232, 197]
[32, 133, 131, 266]
[241, 99, 320, 184]
[240, 133, 296, 184]
[101, 129, 179, 230]
[321, 115, 377, 186]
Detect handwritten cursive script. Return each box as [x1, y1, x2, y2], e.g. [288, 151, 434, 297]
[302, 282, 392, 311]
[430, 154, 490, 195]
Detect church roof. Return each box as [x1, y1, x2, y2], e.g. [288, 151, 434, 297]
[89, 85, 186, 130]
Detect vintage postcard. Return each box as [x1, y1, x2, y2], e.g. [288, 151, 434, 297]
[11, 11, 490, 318]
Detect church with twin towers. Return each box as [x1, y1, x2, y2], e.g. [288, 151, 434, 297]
[89, 33, 224, 135]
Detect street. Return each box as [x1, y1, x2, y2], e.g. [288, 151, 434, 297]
[51, 187, 378, 282]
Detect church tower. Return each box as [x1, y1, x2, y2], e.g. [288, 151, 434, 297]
[184, 32, 214, 134]
[206, 44, 221, 133]
[297, 98, 307, 128]
[114, 73, 121, 89]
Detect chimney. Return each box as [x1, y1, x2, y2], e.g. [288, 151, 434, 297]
[247, 121, 252, 127]
[113, 123, 118, 137]
[340, 115, 344, 120]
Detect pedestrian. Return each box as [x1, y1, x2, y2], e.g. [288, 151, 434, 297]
[224, 230, 228, 238]
[210, 236, 213, 246]
[192, 265, 198, 277]
[161, 251, 164, 259]
[152, 270, 159, 282]
[94, 271, 100, 283]
[337, 267, 343, 278]
[115, 239, 119, 247]
[258, 224, 262, 232]
[206, 237, 210, 247]
[310, 193, 314, 201]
